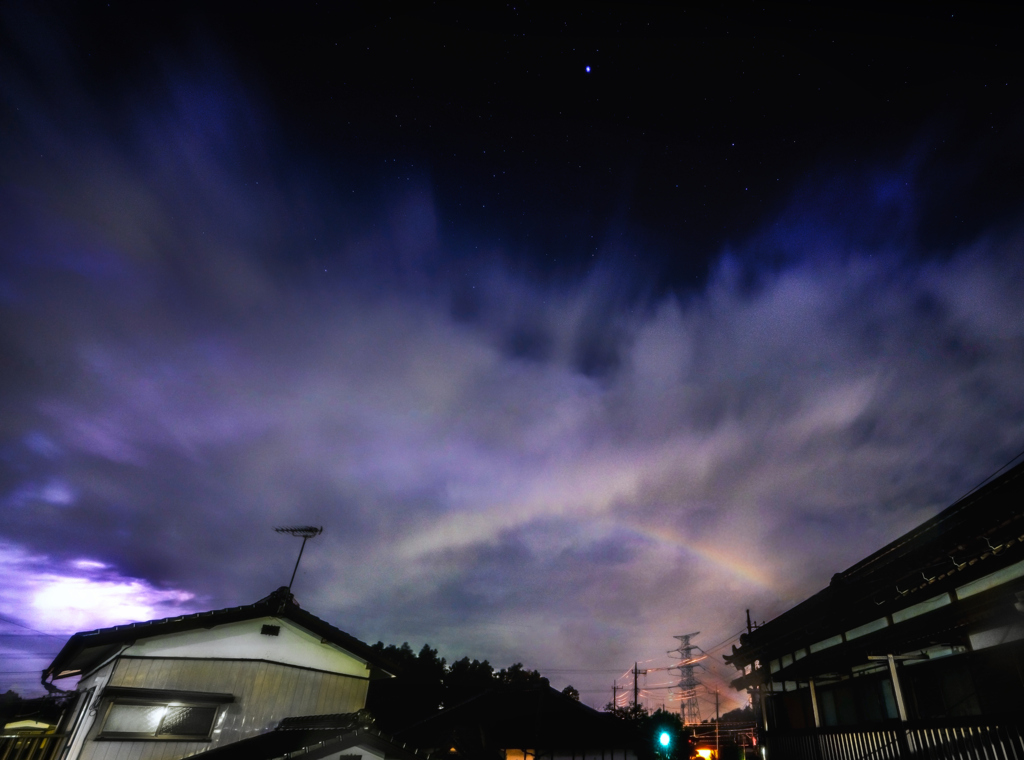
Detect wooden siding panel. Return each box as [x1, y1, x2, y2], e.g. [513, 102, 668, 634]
[335, 676, 355, 712]
[246, 661, 272, 734]
[314, 671, 334, 714]
[290, 665, 311, 716]
[111, 657, 136, 687]
[80, 658, 369, 760]
[292, 664, 313, 716]
[314, 671, 336, 714]
[156, 660, 181, 690]
[220, 660, 247, 741]
[295, 667, 318, 715]
[262, 662, 292, 727]
[327, 674, 349, 713]
[274, 662, 300, 725]
[109, 740, 131, 760]
[151, 659, 174, 689]
[108, 658, 127, 687]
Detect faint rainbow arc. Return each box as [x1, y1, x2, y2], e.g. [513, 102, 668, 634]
[625, 523, 773, 590]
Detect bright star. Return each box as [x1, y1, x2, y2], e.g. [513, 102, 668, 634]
[585, 65, 591, 73]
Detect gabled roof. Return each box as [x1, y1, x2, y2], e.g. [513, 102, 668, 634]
[188, 712, 424, 760]
[43, 587, 395, 683]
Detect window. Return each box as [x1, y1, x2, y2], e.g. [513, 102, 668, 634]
[98, 687, 232, 740]
[100, 700, 227, 740]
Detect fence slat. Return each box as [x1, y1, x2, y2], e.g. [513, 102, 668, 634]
[0, 735, 67, 760]
[766, 718, 1024, 760]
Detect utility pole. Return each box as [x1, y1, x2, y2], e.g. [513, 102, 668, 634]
[634, 662, 640, 708]
[612, 683, 618, 709]
[715, 689, 720, 759]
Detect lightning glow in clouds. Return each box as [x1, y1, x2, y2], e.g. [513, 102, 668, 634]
[0, 543, 196, 634]
[1, 40, 1023, 710]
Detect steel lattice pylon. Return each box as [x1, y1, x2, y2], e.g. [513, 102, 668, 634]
[670, 632, 702, 725]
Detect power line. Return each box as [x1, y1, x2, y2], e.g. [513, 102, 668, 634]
[951, 443, 1024, 506]
[536, 668, 626, 673]
[698, 629, 746, 657]
[670, 632, 702, 725]
[0, 615, 55, 636]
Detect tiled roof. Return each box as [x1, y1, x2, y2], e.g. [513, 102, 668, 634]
[43, 587, 396, 683]
[724, 458, 1024, 685]
[189, 715, 423, 760]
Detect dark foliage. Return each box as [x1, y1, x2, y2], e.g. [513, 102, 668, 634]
[711, 705, 755, 724]
[604, 703, 694, 760]
[366, 641, 569, 733]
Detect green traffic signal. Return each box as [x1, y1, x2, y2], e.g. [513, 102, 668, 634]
[658, 731, 671, 748]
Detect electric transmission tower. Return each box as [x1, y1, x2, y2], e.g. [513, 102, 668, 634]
[670, 632, 703, 725]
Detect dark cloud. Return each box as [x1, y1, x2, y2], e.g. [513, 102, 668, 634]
[2, 8, 1024, 713]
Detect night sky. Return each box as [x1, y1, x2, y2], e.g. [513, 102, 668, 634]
[2, 3, 1024, 714]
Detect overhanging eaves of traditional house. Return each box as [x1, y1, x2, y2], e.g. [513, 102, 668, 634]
[35, 586, 399, 760]
[44, 585, 393, 686]
[722, 458, 1024, 758]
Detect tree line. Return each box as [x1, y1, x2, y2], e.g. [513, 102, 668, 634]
[365, 642, 580, 732]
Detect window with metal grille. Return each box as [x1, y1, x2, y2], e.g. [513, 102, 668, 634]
[100, 702, 219, 739]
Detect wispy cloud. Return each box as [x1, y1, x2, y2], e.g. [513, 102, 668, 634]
[2, 50, 1023, 709]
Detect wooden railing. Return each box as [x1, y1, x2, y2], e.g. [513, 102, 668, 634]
[764, 716, 1024, 760]
[0, 734, 69, 760]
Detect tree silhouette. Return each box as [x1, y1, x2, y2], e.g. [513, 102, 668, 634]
[365, 643, 578, 733]
[445, 656, 495, 708]
[604, 703, 694, 760]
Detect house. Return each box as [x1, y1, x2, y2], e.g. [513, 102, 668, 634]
[0, 693, 68, 734]
[396, 681, 643, 760]
[34, 586, 413, 760]
[723, 458, 1024, 759]
[0, 692, 75, 759]
[186, 712, 423, 760]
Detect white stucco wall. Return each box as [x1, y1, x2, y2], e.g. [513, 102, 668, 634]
[121, 617, 371, 677]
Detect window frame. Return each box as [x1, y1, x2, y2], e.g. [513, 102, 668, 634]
[97, 698, 223, 741]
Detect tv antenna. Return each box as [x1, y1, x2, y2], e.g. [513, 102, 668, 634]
[275, 526, 323, 591]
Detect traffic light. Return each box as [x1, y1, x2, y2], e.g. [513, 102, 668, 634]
[658, 730, 672, 749]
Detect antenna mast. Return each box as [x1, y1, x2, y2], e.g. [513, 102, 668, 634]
[275, 526, 323, 591]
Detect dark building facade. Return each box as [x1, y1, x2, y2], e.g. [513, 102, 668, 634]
[724, 459, 1024, 760]
[398, 683, 642, 760]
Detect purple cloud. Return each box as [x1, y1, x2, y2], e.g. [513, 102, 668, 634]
[1, 48, 1023, 713]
